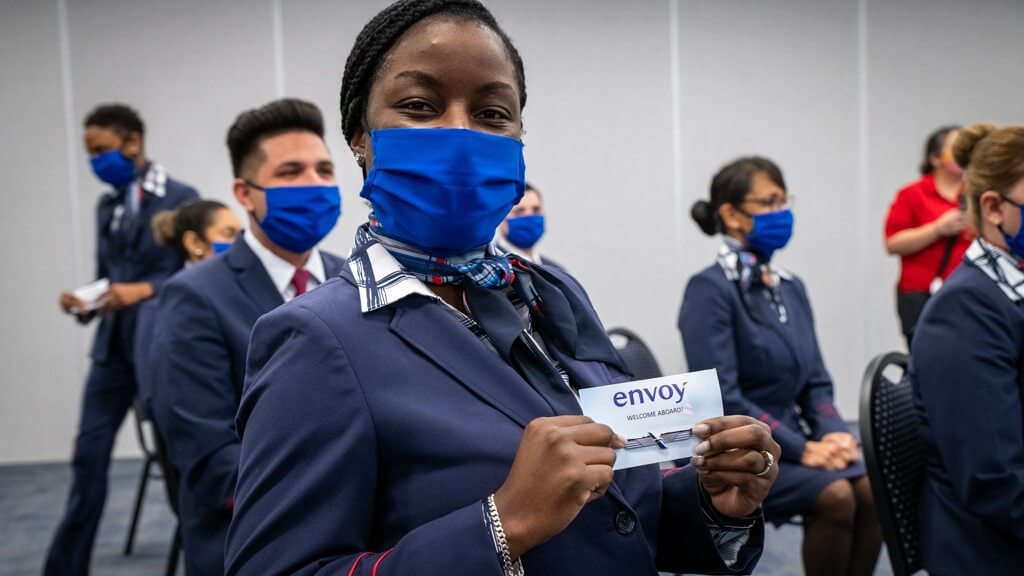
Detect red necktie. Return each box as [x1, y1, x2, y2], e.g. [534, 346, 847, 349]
[291, 268, 311, 297]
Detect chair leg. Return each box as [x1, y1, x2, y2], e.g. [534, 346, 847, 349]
[166, 524, 181, 576]
[124, 455, 154, 555]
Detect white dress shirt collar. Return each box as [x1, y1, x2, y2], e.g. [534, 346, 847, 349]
[244, 230, 325, 301]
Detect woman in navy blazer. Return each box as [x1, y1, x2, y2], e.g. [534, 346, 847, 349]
[225, 1, 780, 575]
[910, 122, 1024, 576]
[134, 200, 241, 417]
[679, 157, 881, 576]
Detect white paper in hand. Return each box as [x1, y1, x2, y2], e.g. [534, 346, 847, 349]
[579, 369, 724, 470]
[72, 278, 110, 312]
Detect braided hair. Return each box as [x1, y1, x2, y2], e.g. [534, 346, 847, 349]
[339, 0, 527, 144]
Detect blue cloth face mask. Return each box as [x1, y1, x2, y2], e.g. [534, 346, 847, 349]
[211, 241, 233, 255]
[1000, 202, 1024, 259]
[359, 128, 526, 256]
[249, 182, 341, 253]
[90, 149, 136, 188]
[506, 214, 545, 250]
[746, 208, 794, 260]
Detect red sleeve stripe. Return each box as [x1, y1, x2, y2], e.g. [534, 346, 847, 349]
[661, 466, 683, 478]
[347, 552, 373, 576]
[815, 403, 839, 418]
[371, 549, 394, 575]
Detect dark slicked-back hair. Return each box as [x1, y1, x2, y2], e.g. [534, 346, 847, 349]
[84, 104, 144, 136]
[691, 156, 786, 236]
[151, 199, 229, 260]
[226, 98, 325, 177]
[339, 0, 527, 144]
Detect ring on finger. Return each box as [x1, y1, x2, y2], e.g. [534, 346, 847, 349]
[755, 450, 774, 477]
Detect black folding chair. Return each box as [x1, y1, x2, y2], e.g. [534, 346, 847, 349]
[152, 418, 183, 576]
[125, 398, 182, 576]
[606, 327, 663, 380]
[859, 351, 926, 576]
[125, 398, 161, 556]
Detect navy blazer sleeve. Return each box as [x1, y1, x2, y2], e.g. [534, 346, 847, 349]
[226, 304, 506, 576]
[157, 276, 239, 511]
[680, 274, 807, 462]
[657, 466, 764, 574]
[913, 286, 1024, 540]
[790, 279, 847, 439]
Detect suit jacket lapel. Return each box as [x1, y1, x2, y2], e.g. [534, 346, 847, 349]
[321, 252, 346, 279]
[226, 235, 284, 313]
[388, 296, 556, 428]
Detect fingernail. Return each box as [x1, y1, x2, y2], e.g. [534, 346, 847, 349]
[694, 441, 710, 456]
[691, 455, 705, 466]
[692, 423, 710, 438]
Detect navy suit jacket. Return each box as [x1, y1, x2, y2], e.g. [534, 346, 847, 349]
[225, 265, 764, 575]
[91, 173, 198, 362]
[151, 235, 345, 575]
[679, 264, 848, 463]
[910, 260, 1024, 575]
[133, 296, 160, 418]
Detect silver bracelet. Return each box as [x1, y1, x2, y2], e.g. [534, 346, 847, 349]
[486, 494, 525, 576]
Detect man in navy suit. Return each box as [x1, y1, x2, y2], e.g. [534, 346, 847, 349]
[496, 182, 567, 272]
[150, 98, 345, 576]
[48, 104, 199, 575]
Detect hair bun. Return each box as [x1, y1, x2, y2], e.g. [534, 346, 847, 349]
[953, 122, 997, 170]
[150, 210, 178, 247]
[690, 200, 717, 236]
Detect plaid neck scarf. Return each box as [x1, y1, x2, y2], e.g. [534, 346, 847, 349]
[966, 238, 1024, 302]
[717, 238, 789, 324]
[365, 217, 515, 289]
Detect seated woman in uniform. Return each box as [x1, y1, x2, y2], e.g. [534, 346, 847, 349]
[135, 200, 241, 419]
[678, 157, 881, 576]
[224, 1, 780, 575]
[910, 122, 1024, 576]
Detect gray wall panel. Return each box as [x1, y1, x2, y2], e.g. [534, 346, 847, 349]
[490, 0, 678, 374]
[1, 0, 1021, 463]
[278, 0, 391, 258]
[676, 0, 865, 414]
[0, 0, 84, 463]
[864, 0, 1024, 370]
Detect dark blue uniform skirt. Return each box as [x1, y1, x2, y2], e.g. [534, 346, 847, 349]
[763, 460, 866, 524]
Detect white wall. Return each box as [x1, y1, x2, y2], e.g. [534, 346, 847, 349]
[1, 0, 1021, 464]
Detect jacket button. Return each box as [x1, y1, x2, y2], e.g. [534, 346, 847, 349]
[615, 511, 635, 534]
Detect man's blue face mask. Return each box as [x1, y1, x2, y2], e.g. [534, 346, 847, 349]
[248, 181, 342, 253]
[358, 128, 526, 256]
[506, 214, 545, 250]
[90, 149, 136, 188]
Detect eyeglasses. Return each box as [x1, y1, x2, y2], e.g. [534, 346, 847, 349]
[742, 194, 794, 211]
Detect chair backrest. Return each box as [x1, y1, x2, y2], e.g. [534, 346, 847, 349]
[607, 327, 663, 380]
[859, 351, 925, 576]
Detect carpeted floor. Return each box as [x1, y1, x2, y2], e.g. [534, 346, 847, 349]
[0, 459, 894, 576]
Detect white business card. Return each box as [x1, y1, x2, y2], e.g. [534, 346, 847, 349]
[72, 278, 110, 312]
[579, 369, 723, 470]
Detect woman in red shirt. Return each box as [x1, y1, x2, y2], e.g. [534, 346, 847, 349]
[885, 125, 973, 346]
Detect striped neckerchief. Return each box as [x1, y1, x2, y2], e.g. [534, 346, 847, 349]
[347, 223, 530, 347]
[109, 162, 167, 232]
[716, 238, 792, 323]
[965, 238, 1024, 303]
